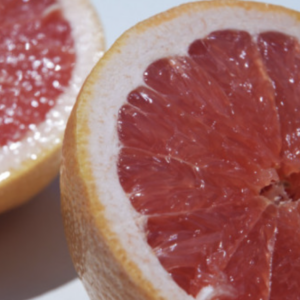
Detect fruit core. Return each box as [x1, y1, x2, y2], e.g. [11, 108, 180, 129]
[0, 0, 75, 146]
[117, 29, 300, 299]
[260, 175, 297, 205]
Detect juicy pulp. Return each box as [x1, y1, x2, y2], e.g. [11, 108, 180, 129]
[0, 0, 75, 146]
[117, 30, 300, 299]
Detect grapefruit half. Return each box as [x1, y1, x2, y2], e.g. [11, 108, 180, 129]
[61, 1, 300, 300]
[0, 0, 104, 213]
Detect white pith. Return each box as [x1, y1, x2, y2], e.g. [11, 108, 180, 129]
[84, 3, 300, 300]
[0, 0, 104, 178]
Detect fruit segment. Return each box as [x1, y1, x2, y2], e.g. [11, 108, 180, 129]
[188, 30, 281, 167]
[0, 0, 75, 146]
[270, 202, 300, 300]
[217, 204, 277, 300]
[117, 29, 300, 299]
[258, 31, 300, 175]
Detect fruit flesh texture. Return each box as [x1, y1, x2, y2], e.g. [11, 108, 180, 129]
[0, 0, 75, 146]
[118, 30, 300, 299]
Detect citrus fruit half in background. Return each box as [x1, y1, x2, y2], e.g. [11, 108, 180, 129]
[0, 0, 104, 213]
[61, 1, 300, 300]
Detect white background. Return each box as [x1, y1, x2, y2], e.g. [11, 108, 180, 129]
[0, 0, 299, 299]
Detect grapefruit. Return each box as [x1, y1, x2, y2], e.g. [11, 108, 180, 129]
[61, 1, 300, 300]
[0, 0, 104, 213]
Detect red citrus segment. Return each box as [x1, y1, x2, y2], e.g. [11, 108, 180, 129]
[147, 198, 271, 297]
[0, 0, 75, 146]
[217, 204, 277, 300]
[269, 202, 300, 300]
[188, 30, 281, 168]
[257, 31, 300, 175]
[118, 101, 173, 156]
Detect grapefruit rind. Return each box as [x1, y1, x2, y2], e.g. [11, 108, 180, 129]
[0, 0, 104, 213]
[61, 1, 300, 300]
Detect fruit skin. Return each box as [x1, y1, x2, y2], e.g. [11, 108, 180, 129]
[60, 1, 300, 300]
[0, 0, 104, 214]
[0, 145, 61, 213]
[61, 102, 159, 300]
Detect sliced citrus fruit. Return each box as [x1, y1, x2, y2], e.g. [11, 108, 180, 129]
[0, 0, 104, 213]
[61, 1, 300, 300]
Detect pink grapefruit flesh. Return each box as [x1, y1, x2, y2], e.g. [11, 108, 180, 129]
[0, 0, 75, 146]
[117, 30, 300, 299]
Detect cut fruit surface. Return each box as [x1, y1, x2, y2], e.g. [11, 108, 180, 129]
[0, 0, 75, 146]
[0, 0, 104, 213]
[61, 1, 300, 300]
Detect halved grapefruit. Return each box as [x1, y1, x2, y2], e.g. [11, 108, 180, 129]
[61, 1, 300, 300]
[0, 0, 104, 213]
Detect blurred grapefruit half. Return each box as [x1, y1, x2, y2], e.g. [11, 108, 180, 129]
[61, 1, 300, 300]
[0, 0, 104, 213]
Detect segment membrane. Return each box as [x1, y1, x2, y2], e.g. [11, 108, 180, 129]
[258, 31, 300, 175]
